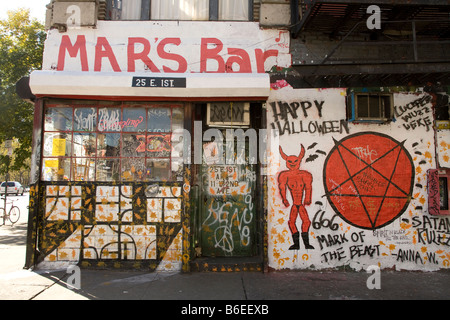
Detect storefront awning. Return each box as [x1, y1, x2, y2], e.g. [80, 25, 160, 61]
[29, 71, 271, 101]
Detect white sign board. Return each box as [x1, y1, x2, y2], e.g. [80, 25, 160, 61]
[41, 21, 290, 74]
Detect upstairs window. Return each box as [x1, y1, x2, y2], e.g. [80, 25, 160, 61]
[151, 0, 209, 20]
[121, 0, 143, 20]
[108, 0, 251, 21]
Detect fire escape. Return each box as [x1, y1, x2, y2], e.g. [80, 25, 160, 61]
[283, 0, 450, 88]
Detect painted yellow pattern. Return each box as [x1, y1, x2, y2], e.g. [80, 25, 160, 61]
[40, 184, 184, 271]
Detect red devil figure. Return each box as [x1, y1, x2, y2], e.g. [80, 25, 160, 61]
[278, 144, 314, 250]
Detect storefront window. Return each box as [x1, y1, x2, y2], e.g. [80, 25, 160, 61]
[122, 158, 146, 181]
[42, 103, 184, 182]
[73, 157, 96, 181]
[74, 108, 97, 132]
[148, 107, 171, 132]
[98, 133, 121, 157]
[147, 159, 170, 181]
[123, 108, 146, 132]
[45, 107, 72, 131]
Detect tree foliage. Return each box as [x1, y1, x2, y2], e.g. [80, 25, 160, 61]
[0, 8, 46, 174]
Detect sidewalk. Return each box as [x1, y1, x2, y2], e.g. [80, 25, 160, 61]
[1, 206, 450, 301]
[1, 265, 450, 300]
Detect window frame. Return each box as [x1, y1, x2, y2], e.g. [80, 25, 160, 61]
[41, 102, 185, 183]
[347, 91, 394, 123]
[107, 0, 254, 21]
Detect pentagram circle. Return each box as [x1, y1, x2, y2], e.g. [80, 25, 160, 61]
[323, 132, 415, 230]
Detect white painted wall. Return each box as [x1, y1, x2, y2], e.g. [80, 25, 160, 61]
[267, 86, 450, 271]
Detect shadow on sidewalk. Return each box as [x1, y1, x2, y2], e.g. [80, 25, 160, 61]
[0, 223, 28, 246]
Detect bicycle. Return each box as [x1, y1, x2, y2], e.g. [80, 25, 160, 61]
[0, 197, 20, 225]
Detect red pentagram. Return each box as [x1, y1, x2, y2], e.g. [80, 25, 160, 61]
[323, 132, 415, 230]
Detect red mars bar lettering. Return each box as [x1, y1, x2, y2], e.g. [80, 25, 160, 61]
[95, 37, 121, 72]
[58, 35, 89, 71]
[56, 35, 278, 73]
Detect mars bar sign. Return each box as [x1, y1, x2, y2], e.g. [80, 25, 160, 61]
[43, 22, 289, 74]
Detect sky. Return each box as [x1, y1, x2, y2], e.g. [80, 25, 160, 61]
[0, 0, 49, 22]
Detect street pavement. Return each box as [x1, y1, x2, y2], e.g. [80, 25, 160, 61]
[1, 194, 450, 303]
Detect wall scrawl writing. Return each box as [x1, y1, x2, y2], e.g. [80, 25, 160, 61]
[394, 95, 433, 132]
[412, 215, 450, 247]
[394, 95, 433, 131]
[202, 195, 254, 254]
[270, 100, 350, 136]
[201, 163, 256, 257]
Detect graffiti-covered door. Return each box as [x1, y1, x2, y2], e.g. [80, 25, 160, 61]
[200, 133, 257, 257]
